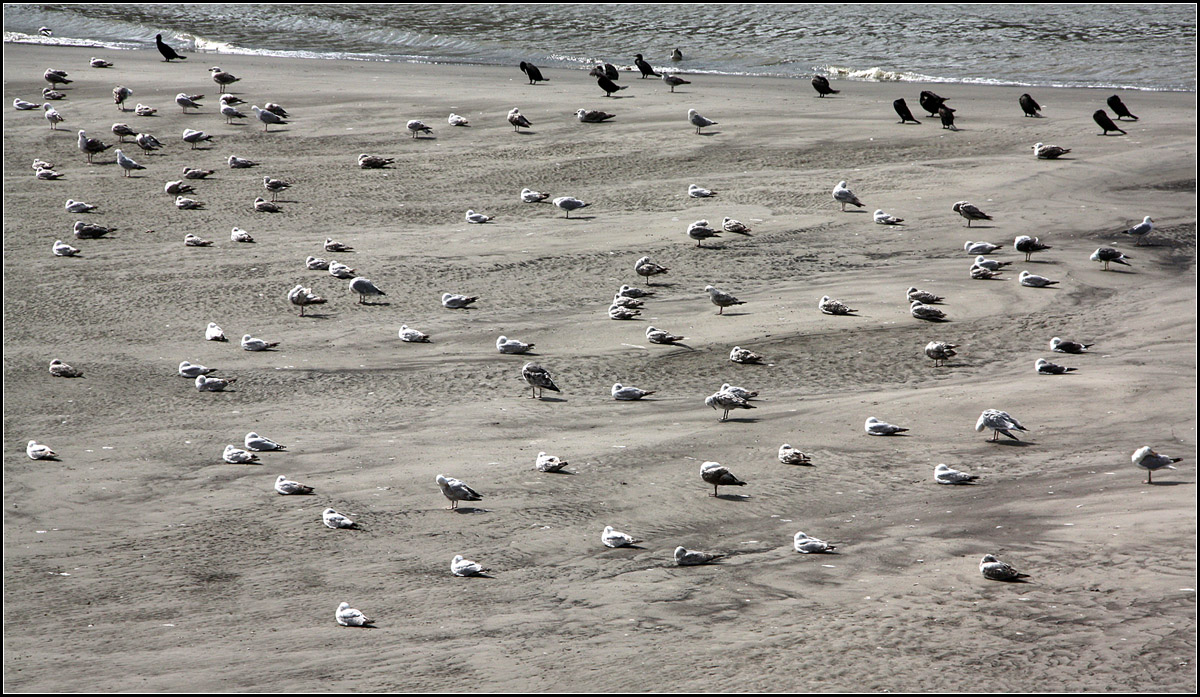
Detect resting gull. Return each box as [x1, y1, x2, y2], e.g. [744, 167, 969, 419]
[720, 383, 757, 400]
[536, 452, 569, 473]
[14, 97, 39, 110]
[865, 416, 908, 435]
[970, 264, 1004, 280]
[910, 300, 946, 321]
[65, 198, 97, 214]
[700, 461, 746, 496]
[609, 302, 642, 320]
[49, 359, 83, 378]
[245, 432, 285, 451]
[980, 554, 1029, 581]
[1035, 357, 1076, 375]
[27, 441, 57, 460]
[241, 334, 279, 351]
[722, 217, 751, 235]
[646, 326, 685, 344]
[89, 57, 113, 68]
[135, 103, 157, 117]
[975, 409, 1027, 441]
[399, 325, 431, 343]
[183, 233, 212, 246]
[688, 184, 717, 198]
[729, 346, 763, 364]
[934, 463, 978, 485]
[612, 383, 654, 400]
[1018, 270, 1058, 287]
[521, 362, 559, 398]
[964, 240, 1001, 255]
[206, 322, 227, 342]
[451, 555, 488, 577]
[465, 209, 493, 223]
[1033, 142, 1070, 159]
[231, 227, 254, 243]
[358, 154, 393, 169]
[222, 444, 258, 464]
[253, 197, 279, 212]
[448, 113, 469, 127]
[442, 292, 477, 309]
[874, 209, 904, 225]
[197, 375, 236, 392]
[973, 255, 1010, 271]
[228, 155, 258, 168]
[603, 526, 641, 548]
[335, 602, 373, 627]
[521, 187, 550, 203]
[73, 221, 113, 239]
[1132, 446, 1182, 483]
[906, 287, 943, 304]
[674, 546, 722, 566]
[794, 531, 836, 553]
[323, 508, 357, 529]
[1050, 337, 1092, 354]
[778, 444, 811, 465]
[53, 239, 80, 257]
[274, 475, 313, 495]
[176, 197, 204, 210]
[575, 108, 615, 123]
[328, 261, 356, 278]
[436, 474, 483, 510]
[497, 335, 534, 354]
[178, 360, 216, 378]
[818, 295, 855, 315]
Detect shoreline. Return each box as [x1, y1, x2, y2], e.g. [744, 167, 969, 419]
[3, 43, 1196, 692]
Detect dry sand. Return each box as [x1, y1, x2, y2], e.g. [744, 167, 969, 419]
[3, 44, 1196, 692]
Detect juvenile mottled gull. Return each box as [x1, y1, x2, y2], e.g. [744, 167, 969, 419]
[436, 474, 483, 510]
[906, 287, 943, 304]
[700, 461, 746, 496]
[934, 463, 978, 484]
[778, 444, 811, 465]
[575, 108, 615, 123]
[722, 217, 751, 235]
[953, 201, 992, 227]
[818, 295, 855, 315]
[1132, 446, 1182, 483]
[635, 256, 669, 284]
[794, 531, 836, 553]
[111, 123, 136, 141]
[970, 264, 1004, 280]
[865, 416, 908, 435]
[910, 300, 946, 321]
[980, 554, 1028, 581]
[705, 390, 755, 421]
[209, 67, 241, 92]
[78, 130, 112, 163]
[358, 153, 393, 169]
[924, 341, 957, 367]
[274, 475, 313, 495]
[49, 359, 83, 378]
[729, 346, 763, 364]
[536, 452, 569, 473]
[706, 285, 744, 314]
[674, 546, 722, 566]
[521, 362, 559, 398]
[1050, 337, 1091, 354]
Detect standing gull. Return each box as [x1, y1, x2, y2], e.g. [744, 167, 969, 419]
[700, 461, 746, 497]
[77, 130, 112, 163]
[43, 103, 64, 130]
[288, 285, 326, 316]
[1121, 216, 1153, 246]
[705, 285, 744, 314]
[221, 102, 246, 124]
[687, 220, 721, 247]
[349, 277, 386, 304]
[705, 390, 755, 421]
[975, 409, 1027, 441]
[1132, 446, 1182, 483]
[553, 197, 588, 218]
[635, 256, 669, 285]
[1014, 235, 1051, 261]
[436, 474, 483, 510]
[1090, 247, 1131, 270]
[263, 176, 290, 201]
[252, 105, 287, 131]
[832, 181, 863, 211]
[175, 93, 202, 113]
[182, 128, 213, 149]
[44, 69, 71, 87]
[209, 67, 240, 92]
[521, 362, 560, 398]
[687, 109, 716, 134]
[114, 149, 145, 177]
[661, 73, 690, 92]
[406, 119, 433, 138]
[953, 201, 992, 226]
[112, 123, 137, 142]
[924, 341, 957, 367]
[507, 108, 532, 132]
[113, 86, 132, 111]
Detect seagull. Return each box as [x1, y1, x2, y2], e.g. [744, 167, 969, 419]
[305, 256, 330, 270]
[720, 383, 757, 400]
[442, 292, 478, 309]
[35, 167, 63, 180]
[975, 409, 1027, 441]
[687, 184, 716, 198]
[263, 176, 290, 201]
[970, 264, 1004, 280]
[32, 158, 54, 171]
[241, 334, 279, 351]
[253, 197, 279, 212]
[324, 237, 353, 253]
[1033, 142, 1071, 159]
[175, 93, 202, 113]
[953, 201, 992, 226]
[245, 432, 285, 451]
[358, 153, 394, 169]
[729, 346, 763, 364]
[263, 102, 289, 118]
[177, 360, 216, 378]
[818, 295, 855, 315]
[1035, 357, 1076, 375]
[521, 187, 550, 203]
[1091, 247, 1131, 270]
[165, 180, 194, 195]
[197, 375, 236, 392]
[228, 155, 258, 168]
[231, 227, 254, 243]
[634, 53, 660, 78]
[508, 107, 532, 131]
[705, 285, 744, 314]
[274, 475, 313, 495]
[111, 123, 137, 142]
[77, 131, 113, 163]
[406, 119, 433, 138]
[252, 105, 287, 131]
[14, 97, 39, 110]
[73, 221, 113, 239]
[535, 452, 569, 473]
[552, 197, 589, 217]
[209, 66, 241, 92]
[1014, 235, 1051, 261]
[181, 128, 213, 149]
[973, 255, 1010, 271]
[811, 74, 839, 97]
[575, 108, 615, 123]
[924, 341, 957, 367]
[48, 358, 83, 378]
[222, 444, 258, 463]
[113, 86, 132, 110]
[865, 416, 908, 435]
[608, 304, 640, 320]
[705, 390, 755, 421]
[497, 336, 534, 354]
[43, 103, 64, 130]
[934, 463, 978, 484]
[1132, 446, 1182, 483]
[519, 61, 546, 84]
[349, 277, 386, 304]
[602, 526, 640, 548]
[397, 325, 430, 343]
[52, 239, 80, 257]
[521, 362, 559, 398]
[42, 87, 65, 100]
[451, 555, 488, 577]
[27, 441, 57, 460]
[661, 74, 690, 92]
[721, 217, 751, 235]
[288, 284, 326, 315]
[39, 27, 52, 37]
[646, 326, 685, 344]
[448, 113, 469, 127]
[329, 260, 355, 276]
[778, 444, 811, 465]
[1107, 94, 1138, 121]
[671, 48, 683, 61]
[44, 69, 71, 87]
[612, 383, 654, 401]
[793, 531, 836, 553]
[964, 240, 1002, 255]
[687, 109, 716, 134]
[874, 209, 904, 225]
[176, 197, 204, 210]
[323, 508, 357, 529]
[687, 220, 721, 246]
[183, 233, 212, 245]
[1122, 216, 1153, 246]
[134, 103, 157, 117]
[674, 546, 722, 566]
[155, 33, 187, 61]
[221, 103, 246, 124]
[906, 287, 943, 304]
[1018, 270, 1058, 287]
[335, 602, 373, 627]
[465, 209, 494, 223]
[436, 474, 482, 510]
[65, 199, 97, 214]
[1049, 337, 1092, 354]
[206, 323, 227, 341]
[114, 149, 145, 176]
[910, 300, 946, 322]
[634, 257, 670, 285]
[832, 181, 864, 211]
[980, 554, 1029, 581]
[700, 461, 746, 496]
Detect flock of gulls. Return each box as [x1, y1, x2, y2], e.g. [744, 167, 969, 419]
[15, 37, 1186, 629]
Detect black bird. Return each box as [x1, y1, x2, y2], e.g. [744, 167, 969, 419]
[1107, 94, 1138, 120]
[1019, 93, 1041, 117]
[939, 105, 958, 131]
[893, 98, 920, 124]
[596, 75, 627, 97]
[155, 34, 186, 62]
[519, 61, 547, 85]
[1093, 109, 1126, 135]
[811, 75, 839, 97]
[634, 53, 660, 78]
[919, 90, 950, 116]
[602, 63, 619, 81]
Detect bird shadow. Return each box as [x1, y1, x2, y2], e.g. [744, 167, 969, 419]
[515, 130, 537, 135]
[719, 311, 750, 317]
[697, 130, 720, 136]
[966, 225, 996, 229]
[1027, 259, 1059, 264]
[451, 507, 488, 515]
[843, 209, 869, 214]
[359, 301, 391, 307]
[462, 572, 495, 579]
[713, 493, 751, 501]
[662, 342, 696, 350]
[300, 312, 334, 320]
[563, 215, 596, 221]
[990, 577, 1032, 584]
[539, 469, 576, 475]
[1147, 480, 1190, 486]
[720, 417, 759, 424]
[989, 439, 1035, 447]
[1102, 268, 1138, 274]
[538, 397, 567, 403]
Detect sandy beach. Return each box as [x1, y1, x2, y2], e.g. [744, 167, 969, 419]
[3, 44, 1196, 692]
